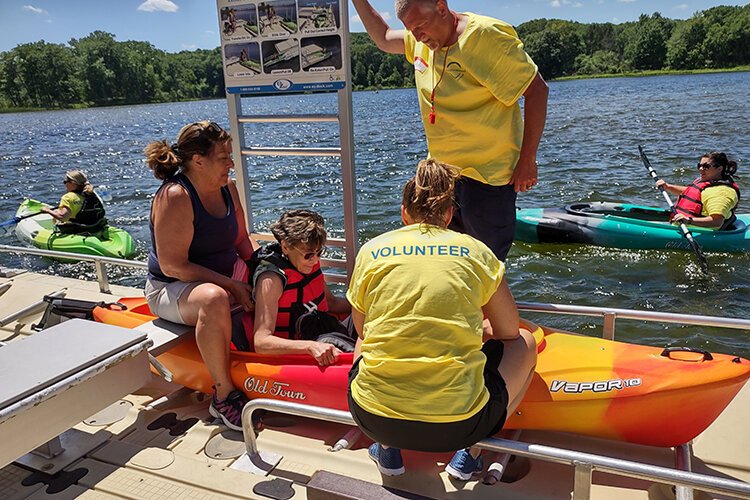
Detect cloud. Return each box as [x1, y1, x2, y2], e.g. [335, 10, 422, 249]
[550, 0, 584, 7]
[137, 0, 179, 13]
[617, 0, 636, 3]
[674, 3, 689, 10]
[351, 11, 392, 24]
[22, 5, 47, 14]
[181, 43, 197, 50]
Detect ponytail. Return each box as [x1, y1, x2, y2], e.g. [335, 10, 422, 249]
[726, 160, 738, 178]
[144, 140, 181, 180]
[402, 159, 461, 227]
[705, 152, 738, 180]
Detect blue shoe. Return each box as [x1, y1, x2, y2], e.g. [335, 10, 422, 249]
[445, 448, 484, 481]
[368, 442, 405, 476]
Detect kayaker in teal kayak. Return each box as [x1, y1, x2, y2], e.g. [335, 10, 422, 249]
[656, 152, 740, 230]
[41, 170, 107, 234]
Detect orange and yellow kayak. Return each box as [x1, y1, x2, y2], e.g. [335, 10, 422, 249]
[94, 297, 750, 447]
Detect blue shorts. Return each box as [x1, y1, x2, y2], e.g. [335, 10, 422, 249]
[449, 178, 517, 262]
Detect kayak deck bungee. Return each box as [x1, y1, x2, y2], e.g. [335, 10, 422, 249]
[14, 198, 137, 259]
[94, 297, 750, 448]
[515, 201, 750, 252]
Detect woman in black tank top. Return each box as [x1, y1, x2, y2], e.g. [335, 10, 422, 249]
[144, 121, 260, 431]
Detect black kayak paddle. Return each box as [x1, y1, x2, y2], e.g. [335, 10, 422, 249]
[638, 145, 708, 274]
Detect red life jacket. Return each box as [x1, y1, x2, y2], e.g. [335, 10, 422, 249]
[673, 177, 740, 220]
[239, 244, 327, 349]
[273, 258, 328, 339]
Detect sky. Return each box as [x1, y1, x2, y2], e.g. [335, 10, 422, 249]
[0, 0, 747, 54]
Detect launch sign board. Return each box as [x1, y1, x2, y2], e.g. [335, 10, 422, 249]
[217, 0, 348, 94]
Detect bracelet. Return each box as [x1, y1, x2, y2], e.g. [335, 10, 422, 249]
[688, 217, 694, 223]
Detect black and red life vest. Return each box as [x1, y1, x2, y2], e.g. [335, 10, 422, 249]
[247, 243, 328, 340]
[673, 177, 740, 222]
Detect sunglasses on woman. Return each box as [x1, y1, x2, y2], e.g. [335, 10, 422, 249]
[298, 246, 325, 260]
[697, 162, 717, 170]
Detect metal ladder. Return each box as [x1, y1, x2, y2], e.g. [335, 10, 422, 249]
[224, 29, 358, 283]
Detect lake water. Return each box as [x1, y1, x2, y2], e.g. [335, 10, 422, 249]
[1, 71, 748, 356]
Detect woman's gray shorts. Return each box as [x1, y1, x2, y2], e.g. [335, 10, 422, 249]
[144, 278, 199, 325]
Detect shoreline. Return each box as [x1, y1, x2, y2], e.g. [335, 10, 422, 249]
[3, 66, 748, 114]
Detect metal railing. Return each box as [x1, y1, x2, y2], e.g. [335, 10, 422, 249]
[0, 244, 146, 294]
[240, 399, 750, 500]
[0, 243, 352, 289]
[516, 300, 750, 340]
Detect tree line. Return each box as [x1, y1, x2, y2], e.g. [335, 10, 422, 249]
[0, 31, 225, 109]
[1, 5, 748, 109]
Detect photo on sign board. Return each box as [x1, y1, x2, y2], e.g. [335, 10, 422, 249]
[262, 38, 300, 73]
[298, 0, 340, 34]
[258, 0, 298, 37]
[224, 43, 263, 77]
[300, 35, 342, 71]
[221, 4, 260, 41]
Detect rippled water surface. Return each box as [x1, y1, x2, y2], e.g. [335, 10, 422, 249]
[1, 72, 748, 356]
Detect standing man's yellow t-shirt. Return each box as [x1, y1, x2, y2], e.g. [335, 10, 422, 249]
[404, 13, 538, 186]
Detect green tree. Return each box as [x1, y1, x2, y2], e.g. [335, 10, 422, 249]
[0, 41, 83, 107]
[666, 18, 708, 69]
[523, 20, 585, 78]
[622, 13, 675, 70]
[575, 50, 622, 74]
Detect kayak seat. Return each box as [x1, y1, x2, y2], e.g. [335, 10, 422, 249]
[565, 202, 670, 222]
[0, 319, 151, 470]
[55, 218, 109, 236]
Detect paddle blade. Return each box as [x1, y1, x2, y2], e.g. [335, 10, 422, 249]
[97, 185, 113, 202]
[0, 217, 20, 235]
[688, 237, 709, 274]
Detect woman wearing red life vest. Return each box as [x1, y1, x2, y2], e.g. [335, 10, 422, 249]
[656, 152, 740, 230]
[250, 210, 352, 366]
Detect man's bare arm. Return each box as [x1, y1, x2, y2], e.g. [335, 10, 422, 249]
[511, 73, 549, 193]
[351, 0, 406, 54]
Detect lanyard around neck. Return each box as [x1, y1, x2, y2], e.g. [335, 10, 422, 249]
[429, 11, 459, 125]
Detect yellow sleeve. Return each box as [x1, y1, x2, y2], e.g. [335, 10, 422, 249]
[59, 192, 83, 220]
[345, 245, 372, 314]
[403, 30, 416, 64]
[702, 186, 738, 219]
[464, 23, 537, 106]
[476, 241, 504, 305]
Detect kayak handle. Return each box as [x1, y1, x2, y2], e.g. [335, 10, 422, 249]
[660, 346, 713, 361]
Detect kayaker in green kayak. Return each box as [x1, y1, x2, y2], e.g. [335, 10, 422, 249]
[656, 152, 740, 230]
[41, 170, 107, 234]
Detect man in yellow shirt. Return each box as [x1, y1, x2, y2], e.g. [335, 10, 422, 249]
[352, 0, 549, 260]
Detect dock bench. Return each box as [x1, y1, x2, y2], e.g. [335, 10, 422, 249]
[0, 319, 152, 470]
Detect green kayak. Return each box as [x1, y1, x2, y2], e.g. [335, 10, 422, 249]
[515, 202, 750, 253]
[14, 199, 137, 259]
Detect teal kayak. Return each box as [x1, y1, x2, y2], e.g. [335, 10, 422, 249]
[515, 202, 750, 253]
[14, 199, 138, 259]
